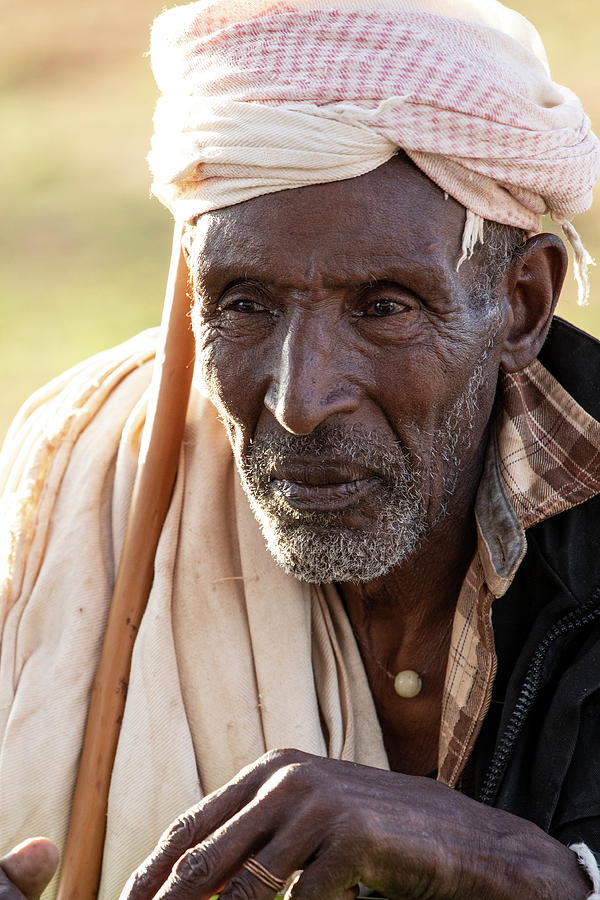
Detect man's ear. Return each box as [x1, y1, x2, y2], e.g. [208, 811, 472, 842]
[500, 233, 568, 373]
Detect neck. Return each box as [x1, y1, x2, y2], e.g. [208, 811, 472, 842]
[339, 447, 484, 654]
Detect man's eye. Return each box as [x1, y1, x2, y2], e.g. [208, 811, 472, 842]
[366, 298, 406, 317]
[221, 299, 265, 313]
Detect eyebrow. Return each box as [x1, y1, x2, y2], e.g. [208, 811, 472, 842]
[198, 255, 455, 298]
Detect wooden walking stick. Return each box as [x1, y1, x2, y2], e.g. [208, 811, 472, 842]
[56, 222, 195, 900]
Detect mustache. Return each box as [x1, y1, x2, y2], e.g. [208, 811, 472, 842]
[242, 424, 413, 483]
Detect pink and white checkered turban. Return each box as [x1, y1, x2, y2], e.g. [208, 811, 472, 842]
[149, 0, 600, 301]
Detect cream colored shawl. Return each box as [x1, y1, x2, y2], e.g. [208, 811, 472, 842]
[0, 331, 388, 898]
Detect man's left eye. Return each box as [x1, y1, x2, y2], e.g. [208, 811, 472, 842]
[366, 299, 406, 317]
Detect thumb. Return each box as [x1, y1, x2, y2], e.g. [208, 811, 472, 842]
[0, 838, 60, 900]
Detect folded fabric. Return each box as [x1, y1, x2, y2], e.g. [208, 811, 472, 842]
[149, 0, 600, 300]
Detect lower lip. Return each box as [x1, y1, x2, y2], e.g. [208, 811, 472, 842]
[270, 477, 378, 511]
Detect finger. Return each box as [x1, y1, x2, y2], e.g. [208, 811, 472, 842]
[124, 761, 268, 899]
[124, 750, 308, 900]
[152, 764, 326, 900]
[152, 798, 301, 899]
[285, 858, 360, 900]
[0, 838, 59, 900]
[215, 867, 284, 900]
[0, 869, 26, 900]
[216, 825, 317, 900]
[216, 851, 291, 900]
[122, 798, 232, 900]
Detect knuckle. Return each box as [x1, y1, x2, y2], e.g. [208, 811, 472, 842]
[281, 761, 311, 788]
[124, 867, 154, 896]
[260, 762, 312, 801]
[260, 747, 309, 771]
[340, 806, 378, 843]
[173, 842, 218, 887]
[162, 809, 200, 849]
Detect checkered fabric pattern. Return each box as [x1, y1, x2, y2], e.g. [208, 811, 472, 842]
[149, 0, 599, 235]
[437, 358, 600, 786]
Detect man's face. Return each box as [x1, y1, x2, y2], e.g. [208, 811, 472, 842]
[189, 155, 506, 582]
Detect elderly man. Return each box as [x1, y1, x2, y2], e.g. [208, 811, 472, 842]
[1, 0, 600, 898]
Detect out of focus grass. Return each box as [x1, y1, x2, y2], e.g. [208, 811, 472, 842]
[1, 0, 599, 440]
[1, 0, 170, 440]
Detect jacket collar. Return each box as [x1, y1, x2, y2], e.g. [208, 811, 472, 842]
[476, 358, 600, 598]
[437, 354, 600, 785]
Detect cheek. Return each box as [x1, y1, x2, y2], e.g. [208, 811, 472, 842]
[193, 322, 265, 448]
[375, 338, 495, 457]
[375, 349, 449, 433]
[193, 324, 227, 405]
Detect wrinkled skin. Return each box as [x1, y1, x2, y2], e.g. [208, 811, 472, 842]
[185, 153, 569, 776]
[123, 750, 589, 899]
[117, 158, 590, 899]
[7, 158, 588, 898]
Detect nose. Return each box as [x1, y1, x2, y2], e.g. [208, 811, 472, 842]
[263, 314, 361, 435]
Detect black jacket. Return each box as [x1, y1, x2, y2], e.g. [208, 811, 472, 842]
[470, 318, 600, 852]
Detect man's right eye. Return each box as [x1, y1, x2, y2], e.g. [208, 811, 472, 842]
[220, 299, 265, 313]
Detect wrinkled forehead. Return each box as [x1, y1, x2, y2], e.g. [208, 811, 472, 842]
[192, 155, 469, 289]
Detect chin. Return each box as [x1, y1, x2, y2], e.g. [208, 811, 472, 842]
[254, 506, 427, 584]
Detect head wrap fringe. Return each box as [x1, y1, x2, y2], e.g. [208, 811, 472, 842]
[457, 211, 486, 271]
[461, 213, 594, 305]
[554, 218, 596, 306]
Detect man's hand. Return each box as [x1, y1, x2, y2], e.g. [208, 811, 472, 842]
[122, 749, 590, 900]
[0, 838, 59, 900]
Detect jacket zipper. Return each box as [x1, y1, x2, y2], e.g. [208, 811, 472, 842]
[478, 587, 600, 806]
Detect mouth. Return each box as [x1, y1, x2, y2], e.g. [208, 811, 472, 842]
[270, 477, 379, 511]
[268, 460, 381, 512]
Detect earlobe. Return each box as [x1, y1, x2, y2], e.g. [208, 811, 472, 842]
[500, 233, 568, 373]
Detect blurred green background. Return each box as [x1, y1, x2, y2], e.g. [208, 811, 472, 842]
[1, 0, 599, 441]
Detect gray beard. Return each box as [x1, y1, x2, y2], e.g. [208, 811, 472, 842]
[238, 427, 427, 583]
[233, 353, 487, 584]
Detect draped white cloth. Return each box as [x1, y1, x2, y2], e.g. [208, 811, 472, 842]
[0, 332, 388, 898]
